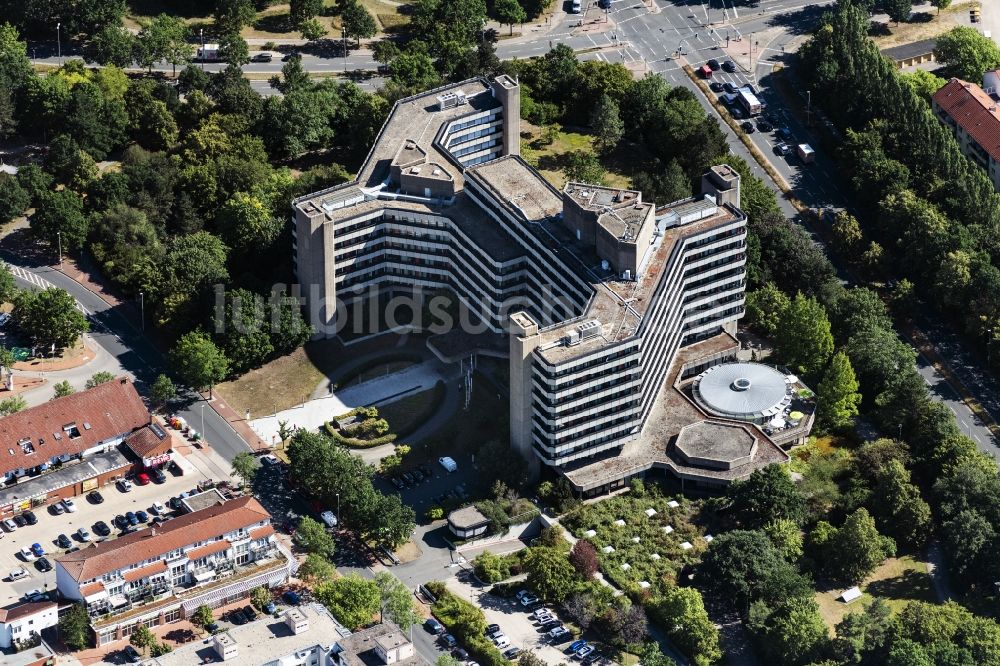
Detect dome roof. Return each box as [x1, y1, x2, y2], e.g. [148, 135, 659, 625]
[693, 363, 791, 421]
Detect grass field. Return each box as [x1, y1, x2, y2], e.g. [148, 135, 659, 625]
[815, 555, 937, 630]
[870, 2, 975, 49]
[377, 385, 441, 436]
[520, 123, 634, 190]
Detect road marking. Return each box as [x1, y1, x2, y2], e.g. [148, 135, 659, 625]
[7, 265, 90, 316]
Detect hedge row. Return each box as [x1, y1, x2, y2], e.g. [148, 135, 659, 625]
[323, 422, 398, 449]
[425, 581, 507, 666]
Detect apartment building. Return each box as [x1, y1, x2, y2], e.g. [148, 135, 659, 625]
[54, 496, 293, 646]
[292, 77, 754, 493]
[932, 77, 1000, 191]
[0, 378, 150, 518]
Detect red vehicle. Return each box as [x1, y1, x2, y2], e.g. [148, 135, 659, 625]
[136, 472, 151, 485]
[698, 64, 713, 79]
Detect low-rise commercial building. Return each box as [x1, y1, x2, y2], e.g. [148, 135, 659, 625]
[446, 506, 490, 539]
[54, 496, 294, 646]
[932, 77, 1000, 192]
[0, 378, 150, 518]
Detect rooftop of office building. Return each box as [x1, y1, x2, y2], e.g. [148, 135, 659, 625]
[561, 333, 789, 492]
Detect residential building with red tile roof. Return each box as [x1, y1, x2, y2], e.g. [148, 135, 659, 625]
[0, 378, 148, 482]
[0, 600, 57, 649]
[0, 378, 150, 519]
[54, 495, 295, 647]
[932, 77, 1000, 191]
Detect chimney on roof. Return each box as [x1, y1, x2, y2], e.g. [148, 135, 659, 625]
[120, 377, 127, 385]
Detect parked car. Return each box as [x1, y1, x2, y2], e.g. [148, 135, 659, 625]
[264, 601, 276, 614]
[575, 646, 596, 659]
[2, 518, 16, 531]
[35, 557, 52, 572]
[152, 501, 167, 515]
[122, 645, 142, 663]
[76, 527, 90, 541]
[126, 511, 138, 526]
[136, 510, 149, 523]
[62, 499, 77, 513]
[534, 612, 555, 624]
[779, 143, 794, 156]
[168, 460, 184, 476]
[730, 106, 745, 119]
[282, 590, 301, 605]
[261, 454, 280, 465]
[723, 82, 736, 94]
[485, 624, 500, 635]
[519, 595, 540, 607]
[722, 60, 736, 72]
[30, 543, 44, 557]
[756, 119, 773, 132]
[442, 634, 458, 648]
[87, 490, 104, 504]
[494, 636, 511, 650]
[94, 521, 111, 537]
[47, 504, 64, 516]
[454, 649, 470, 661]
[569, 640, 588, 653]
[710, 81, 724, 92]
[425, 618, 445, 635]
[23, 510, 37, 525]
[741, 121, 755, 134]
[541, 620, 562, 631]
[151, 468, 167, 484]
[136, 472, 151, 486]
[23, 589, 46, 602]
[114, 514, 128, 529]
[9, 567, 27, 581]
[117, 479, 133, 492]
[487, 628, 505, 641]
[707, 58, 720, 70]
[504, 647, 521, 659]
[390, 477, 404, 490]
[251, 52, 273, 63]
[56, 533, 72, 548]
[548, 626, 569, 641]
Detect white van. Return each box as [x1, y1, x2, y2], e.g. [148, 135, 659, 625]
[571, 0, 582, 12]
[320, 511, 338, 529]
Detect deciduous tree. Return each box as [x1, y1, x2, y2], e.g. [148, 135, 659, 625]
[150, 374, 177, 408]
[524, 547, 579, 602]
[169, 331, 230, 397]
[315, 573, 380, 629]
[727, 465, 807, 529]
[0, 174, 29, 225]
[375, 571, 419, 630]
[652, 587, 721, 666]
[298, 552, 336, 585]
[934, 26, 1000, 81]
[191, 604, 214, 631]
[494, 0, 526, 35]
[776, 292, 834, 378]
[85, 371, 115, 388]
[569, 540, 599, 578]
[13, 288, 89, 351]
[590, 94, 623, 155]
[341, 1, 377, 47]
[58, 604, 90, 650]
[231, 451, 260, 488]
[294, 516, 335, 556]
[810, 508, 896, 585]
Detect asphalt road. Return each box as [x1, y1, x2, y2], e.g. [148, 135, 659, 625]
[4, 255, 253, 463]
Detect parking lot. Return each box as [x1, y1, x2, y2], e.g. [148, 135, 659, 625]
[445, 576, 611, 665]
[0, 456, 212, 606]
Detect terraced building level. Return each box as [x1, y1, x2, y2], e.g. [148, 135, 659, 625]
[293, 76, 793, 496]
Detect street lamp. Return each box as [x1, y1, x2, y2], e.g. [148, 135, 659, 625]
[56, 22, 61, 66]
[335, 492, 340, 528]
[139, 291, 145, 332]
[56, 231, 62, 268]
[200, 29, 205, 71]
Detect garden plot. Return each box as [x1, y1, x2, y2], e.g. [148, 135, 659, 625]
[563, 494, 707, 594]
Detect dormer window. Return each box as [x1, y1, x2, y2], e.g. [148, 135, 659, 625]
[63, 423, 81, 439]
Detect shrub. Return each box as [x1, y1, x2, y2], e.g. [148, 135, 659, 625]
[427, 506, 444, 520]
[474, 551, 513, 583]
[429, 583, 508, 666]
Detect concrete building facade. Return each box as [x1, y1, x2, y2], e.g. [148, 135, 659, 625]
[293, 78, 758, 493]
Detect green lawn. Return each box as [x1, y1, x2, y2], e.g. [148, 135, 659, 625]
[520, 123, 634, 190]
[815, 555, 937, 629]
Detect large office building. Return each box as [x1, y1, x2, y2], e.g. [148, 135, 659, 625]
[932, 77, 1000, 192]
[293, 77, 791, 494]
[55, 496, 294, 646]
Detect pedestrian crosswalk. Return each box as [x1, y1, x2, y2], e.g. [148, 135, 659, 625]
[7, 264, 91, 316]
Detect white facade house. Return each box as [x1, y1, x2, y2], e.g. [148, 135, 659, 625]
[0, 601, 57, 649]
[54, 496, 293, 646]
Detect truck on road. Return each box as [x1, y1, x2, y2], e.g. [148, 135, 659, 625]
[737, 86, 762, 116]
[797, 143, 816, 164]
[197, 44, 221, 61]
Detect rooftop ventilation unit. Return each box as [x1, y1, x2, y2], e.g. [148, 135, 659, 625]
[436, 91, 467, 111]
[577, 320, 602, 340]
